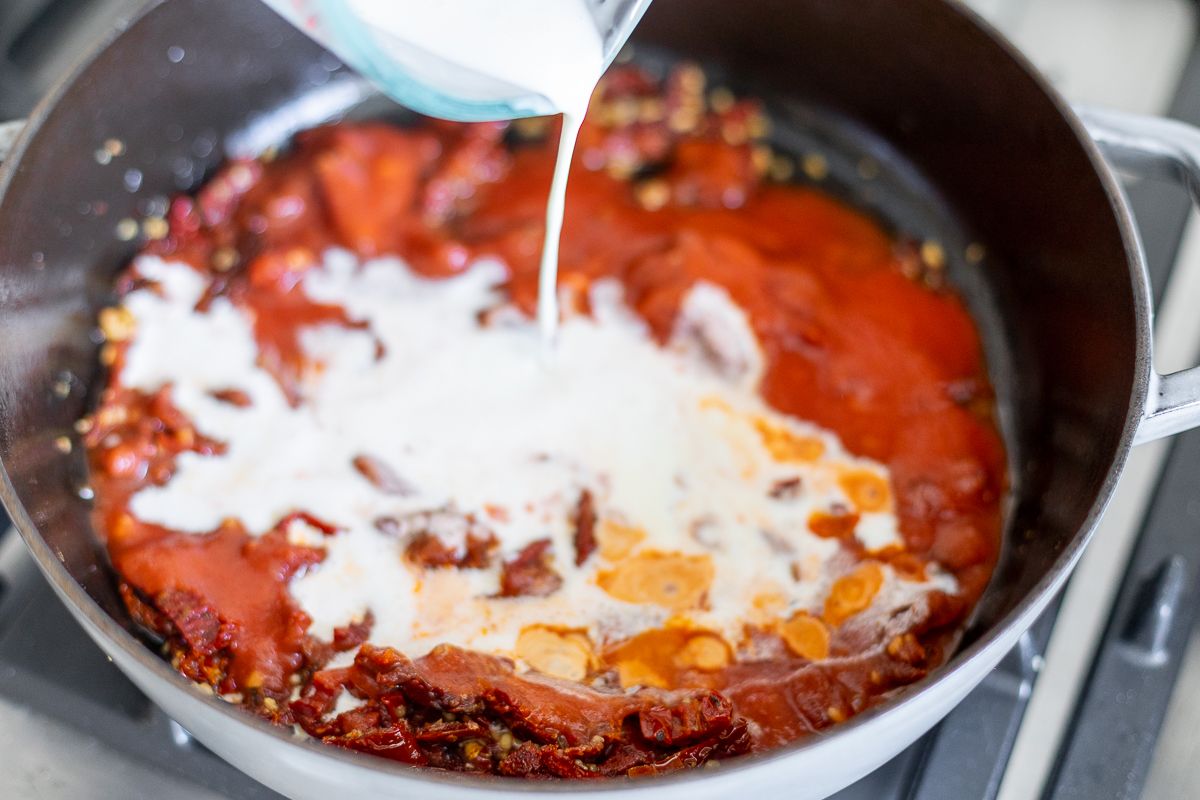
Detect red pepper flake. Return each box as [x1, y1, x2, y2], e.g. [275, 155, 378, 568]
[351, 453, 415, 496]
[768, 476, 803, 500]
[208, 388, 253, 407]
[572, 489, 597, 566]
[275, 511, 341, 536]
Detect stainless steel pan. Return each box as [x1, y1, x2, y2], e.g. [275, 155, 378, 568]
[2, 0, 1200, 797]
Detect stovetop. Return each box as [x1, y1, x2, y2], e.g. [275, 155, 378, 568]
[2, 1, 1200, 798]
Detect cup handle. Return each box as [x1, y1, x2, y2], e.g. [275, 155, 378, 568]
[1078, 106, 1200, 445]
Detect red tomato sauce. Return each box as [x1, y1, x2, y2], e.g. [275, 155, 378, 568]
[83, 64, 1005, 777]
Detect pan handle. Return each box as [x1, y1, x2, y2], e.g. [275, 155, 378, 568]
[1079, 107, 1200, 445]
[0, 119, 25, 164]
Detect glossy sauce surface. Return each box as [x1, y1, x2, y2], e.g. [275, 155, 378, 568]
[84, 65, 1005, 776]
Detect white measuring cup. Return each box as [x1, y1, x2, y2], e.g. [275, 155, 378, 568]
[260, 0, 654, 121]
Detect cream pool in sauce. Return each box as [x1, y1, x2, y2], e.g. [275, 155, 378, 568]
[117, 251, 955, 678]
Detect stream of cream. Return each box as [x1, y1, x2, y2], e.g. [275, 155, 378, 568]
[537, 115, 586, 346]
[333, 0, 609, 346]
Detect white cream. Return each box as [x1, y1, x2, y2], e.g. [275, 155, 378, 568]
[536, 116, 587, 348]
[118, 252, 948, 666]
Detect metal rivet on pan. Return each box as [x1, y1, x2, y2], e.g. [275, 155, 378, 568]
[77, 485, 95, 501]
[167, 45, 185, 64]
[53, 436, 72, 454]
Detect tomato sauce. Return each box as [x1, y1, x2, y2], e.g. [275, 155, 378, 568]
[83, 63, 1005, 777]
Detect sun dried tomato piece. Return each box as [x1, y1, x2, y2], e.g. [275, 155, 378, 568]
[290, 666, 355, 737]
[380, 509, 499, 569]
[292, 642, 757, 777]
[498, 742, 543, 777]
[119, 582, 167, 634]
[331, 724, 429, 766]
[497, 539, 563, 598]
[87, 387, 227, 489]
[334, 705, 384, 735]
[572, 489, 597, 566]
[405, 530, 498, 570]
[481, 688, 560, 745]
[637, 690, 734, 746]
[156, 589, 228, 657]
[539, 748, 603, 779]
[404, 532, 458, 566]
[422, 121, 511, 223]
[332, 611, 374, 652]
[629, 720, 753, 777]
[597, 739, 659, 776]
[354, 645, 477, 714]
